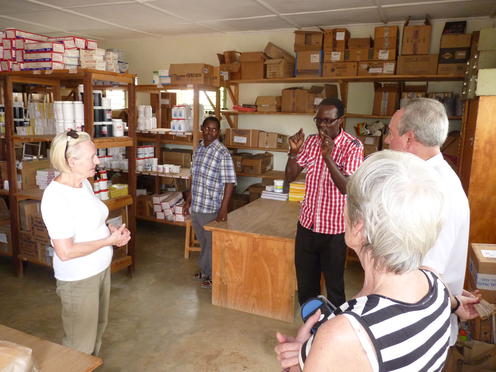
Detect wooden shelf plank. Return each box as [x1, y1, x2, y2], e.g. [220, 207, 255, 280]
[104, 194, 133, 211]
[222, 110, 312, 116]
[229, 74, 465, 84]
[111, 255, 132, 273]
[136, 169, 191, 179]
[136, 84, 218, 92]
[137, 214, 187, 226]
[0, 69, 135, 83]
[13, 135, 54, 143]
[94, 136, 133, 149]
[227, 145, 288, 152]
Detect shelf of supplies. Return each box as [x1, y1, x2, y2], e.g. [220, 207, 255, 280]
[0, 189, 9, 195]
[227, 145, 288, 152]
[13, 135, 54, 143]
[137, 214, 188, 227]
[136, 169, 191, 179]
[222, 110, 312, 116]
[2, 69, 135, 84]
[345, 113, 462, 120]
[136, 136, 194, 146]
[136, 84, 218, 92]
[94, 136, 133, 149]
[229, 74, 465, 84]
[111, 255, 133, 273]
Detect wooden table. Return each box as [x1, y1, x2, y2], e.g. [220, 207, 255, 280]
[205, 198, 300, 322]
[0, 325, 102, 371]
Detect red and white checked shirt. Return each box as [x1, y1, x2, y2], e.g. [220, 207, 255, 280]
[297, 130, 363, 234]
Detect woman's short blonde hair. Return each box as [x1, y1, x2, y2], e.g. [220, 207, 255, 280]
[50, 131, 92, 174]
[346, 150, 445, 274]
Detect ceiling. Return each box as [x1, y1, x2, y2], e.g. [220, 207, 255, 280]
[0, 0, 494, 40]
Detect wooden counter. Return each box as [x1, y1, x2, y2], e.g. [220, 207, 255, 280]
[0, 325, 102, 371]
[205, 198, 300, 322]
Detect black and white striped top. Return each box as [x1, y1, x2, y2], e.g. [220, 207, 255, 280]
[300, 270, 451, 372]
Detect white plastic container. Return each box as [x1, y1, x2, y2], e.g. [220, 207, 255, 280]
[53, 101, 64, 121]
[63, 120, 74, 131]
[112, 119, 124, 137]
[274, 179, 284, 193]
[73, 101, 84, 122]
[62, 101, 74, 122]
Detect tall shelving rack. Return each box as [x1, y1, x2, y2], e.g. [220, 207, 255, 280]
[0, 69, 137, 277]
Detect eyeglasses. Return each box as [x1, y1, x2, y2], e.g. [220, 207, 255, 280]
[313, 117, 340, 126]
[65, 129, 79, 161]
[201, 126, 219, 133]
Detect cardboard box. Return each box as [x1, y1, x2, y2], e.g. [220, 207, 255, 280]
[161, 149, 193, 168]
[296, 51, 322, 76]
[373, 84, 400, 116]
[359, 135, 382, 156]
[247, 183, 265, 202]
[468, 243, 496, 304]
[323, 28, 350, 51]
[349, 37, 372, 49]
[20, 159, 50, 190]
[259, 132, 288, 149]
[169, 64, 214, 85]
[0, 198, 9, 223]
[265, 58, 294, 78]
[357, 61, 396, 75]
[217, 51, 241, 81]
[397, 55, 438, 75]
[240, 52, 266, 80]
[0, 225, 12, 256]
[402, 22, 432, 55]
[294, 31, 323, 51]
[136, 195, 153, 217]
[440, 33, 472, 48]
[438, 48, 470, 64]
[19, 200, 39, 231]
[346, 48, 372, 62]
[241, 153, 273, 175]
[264, 42, 294, 62]
[19, 231, 38, 261]
[375, 25, 399, 40]
[373, 48, 397, 61]
[31, 216, 50, 245]
[469, 316, 494, 344]
[282, 88, 305, 112]
[322, 62, 357, 77]
[437, 63, 466, 76]
[255, 96, 281, 112]
[323, 50, 345, 63]
[478, 28, 496, 51]
[375, 37, 398, 49]
[224, 129, 260, 147]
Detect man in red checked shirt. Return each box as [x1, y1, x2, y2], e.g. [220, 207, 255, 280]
[285, 97, 363, 307]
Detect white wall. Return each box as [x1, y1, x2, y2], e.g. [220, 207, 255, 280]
[104, 17, 495, 191]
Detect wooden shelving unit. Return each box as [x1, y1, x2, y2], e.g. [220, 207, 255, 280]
[0, 69, 137, 277]
[136, 214, 188, 227]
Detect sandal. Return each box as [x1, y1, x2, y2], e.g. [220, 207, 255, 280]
[201, 279, 212, 289]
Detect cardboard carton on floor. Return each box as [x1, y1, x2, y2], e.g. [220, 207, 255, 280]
[468, 243, 496, 304]
[240, 52, 266, 80]
[401, 19, 432, 55]
[255, 96, 281, 112]
[397, 55, 438, 75]
[322, 62, 357, 77]
[294, 31, 323, 52]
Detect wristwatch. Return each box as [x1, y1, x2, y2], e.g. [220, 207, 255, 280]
[288, 152, 298, 159]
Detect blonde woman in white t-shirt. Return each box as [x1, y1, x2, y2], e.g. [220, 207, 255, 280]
[41, 130, 130, 356]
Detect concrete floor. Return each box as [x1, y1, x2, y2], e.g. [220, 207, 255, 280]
[0, 221, 364, 371]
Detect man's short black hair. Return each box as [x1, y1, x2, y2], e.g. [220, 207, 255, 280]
[318, 97, 345, 118]
[201, 116, 221, 129]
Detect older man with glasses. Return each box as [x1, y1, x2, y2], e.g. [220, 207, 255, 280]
[285, 98, 363, 307]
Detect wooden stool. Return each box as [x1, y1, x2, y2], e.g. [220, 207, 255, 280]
[184, 219, 201, 259]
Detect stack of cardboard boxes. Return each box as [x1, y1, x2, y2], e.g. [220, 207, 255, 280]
[294, 31, 323, 77]
[264, 43, 295, 79]
[281, 85, 338, 113]
[358, 26, 398, 76]
[224, 128, 288, 151]
[438, 22, 472, 76]
[397, 19, 437, 75]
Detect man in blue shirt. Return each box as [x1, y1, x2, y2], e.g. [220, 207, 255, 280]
[183, 116, 236, 289]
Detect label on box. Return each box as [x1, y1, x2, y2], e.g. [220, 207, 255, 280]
[474, 272, 496, 290]
[310, 53, 320, 63]
[378, 50, 389, 60]
[233, 136, 247, 144]
[383, 63, 395, 74]
[481, 249, 496, 259]
[331, 52, 341, 62]
[336, 32, 345, 41]
[369, 67, 382, 74]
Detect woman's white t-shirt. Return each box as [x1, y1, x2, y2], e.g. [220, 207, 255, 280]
[41, 179, 113, 281]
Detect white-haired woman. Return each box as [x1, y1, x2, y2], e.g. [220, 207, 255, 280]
[41, 130, 130, 355]
[276, 150, 465, 372]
